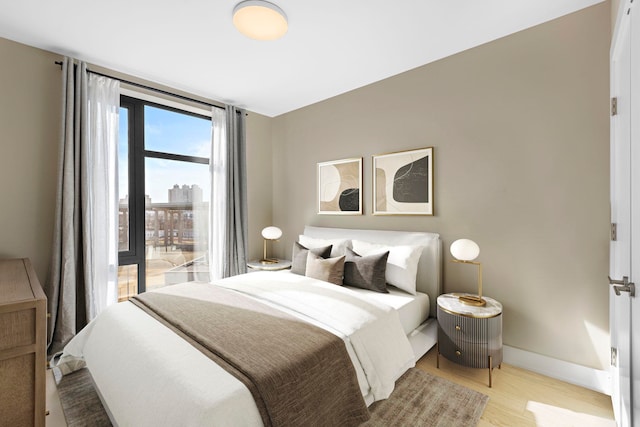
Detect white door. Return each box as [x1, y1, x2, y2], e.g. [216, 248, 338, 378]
[610, 2, 638, 426]
[631, 4, 640, 425]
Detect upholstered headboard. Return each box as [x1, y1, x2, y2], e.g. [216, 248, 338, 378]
[303, 226, 442, 316]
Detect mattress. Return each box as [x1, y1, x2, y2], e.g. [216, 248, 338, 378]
[344, 286, 430, 335]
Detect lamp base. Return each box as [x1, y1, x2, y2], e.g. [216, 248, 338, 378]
[259, 258, 279, 265]
[458, 295, 486, 307]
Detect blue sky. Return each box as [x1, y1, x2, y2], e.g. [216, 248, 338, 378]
[118, 106, 211, 203]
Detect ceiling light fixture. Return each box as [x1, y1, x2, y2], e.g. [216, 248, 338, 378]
[233, 0, 288, 41]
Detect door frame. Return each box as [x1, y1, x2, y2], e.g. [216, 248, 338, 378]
[610, 1, 638, 426]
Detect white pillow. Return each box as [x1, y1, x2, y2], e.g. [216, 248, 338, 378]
[351, 240, 423, 295]
[298, 235, 352, 258]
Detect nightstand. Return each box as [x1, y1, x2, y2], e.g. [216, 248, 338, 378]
[436, 293, 503, 387]
[247, 259, 292, 271]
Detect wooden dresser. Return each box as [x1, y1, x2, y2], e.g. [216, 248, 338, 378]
[0, 258, 47, 427]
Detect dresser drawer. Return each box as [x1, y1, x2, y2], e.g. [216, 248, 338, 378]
[0, 307, 36, 351]
[0, 353, 36, 426]
[437, 339, 487, 367]
[0, 259, 47, 427]
[437, 329, 502, 368]
[439, 312, 486, 344]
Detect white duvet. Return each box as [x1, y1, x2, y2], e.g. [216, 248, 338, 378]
[57, 271, 415, 427]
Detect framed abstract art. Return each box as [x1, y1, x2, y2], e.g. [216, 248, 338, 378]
[373, 147, 433, 215]
[317, 157, 363, 215]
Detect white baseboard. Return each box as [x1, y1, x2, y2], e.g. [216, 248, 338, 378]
[503, 345, 612, 396]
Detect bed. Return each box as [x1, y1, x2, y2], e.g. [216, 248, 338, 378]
[55, 226, 442, 426]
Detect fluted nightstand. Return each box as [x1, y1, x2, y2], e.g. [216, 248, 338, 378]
[436, 293, 503, 387]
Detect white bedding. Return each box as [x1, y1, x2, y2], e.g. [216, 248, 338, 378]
[268, 264, 429, 335]
[345, 285, 430, 335]
[58, 271, 415, 427]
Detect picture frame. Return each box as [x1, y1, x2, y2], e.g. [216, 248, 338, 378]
[317, 157, 363, 215]
[373, 147, 434, 215]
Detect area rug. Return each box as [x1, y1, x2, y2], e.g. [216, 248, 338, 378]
[55, 368, 112, 427]
[56, 367, 488, 426]
[363, 368, 489, 426]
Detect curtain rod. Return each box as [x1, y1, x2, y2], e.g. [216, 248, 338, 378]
[54, 61, 225, 111]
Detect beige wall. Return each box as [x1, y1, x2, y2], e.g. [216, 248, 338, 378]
[0, 37, 273, 284]
[0, 38, 61, 282]
[272, 3, 611, 370]
[246, 112, 274, 261]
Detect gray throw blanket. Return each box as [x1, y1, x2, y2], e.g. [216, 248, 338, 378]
[131, 287, 370, 427]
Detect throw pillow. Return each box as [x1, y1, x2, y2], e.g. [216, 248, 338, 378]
[343, 247, 389, 293]
[298, 235, 352, 257]
[291, 242, 332, 275]
[305, 252, 346, 286]
[351, 240, 423, 295]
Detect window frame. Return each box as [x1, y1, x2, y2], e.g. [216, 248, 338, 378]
[118, 94, 211, 296]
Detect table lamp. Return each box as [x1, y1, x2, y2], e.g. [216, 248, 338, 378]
[450, 238, 486, 306]
[260, 226, 282, 264]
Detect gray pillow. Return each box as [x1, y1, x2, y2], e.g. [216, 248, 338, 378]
[305, 252, 345, 286]
[343, 247, 390, 293]
[291, 242, 332, 275]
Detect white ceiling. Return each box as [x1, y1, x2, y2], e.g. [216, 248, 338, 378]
[0, 0, 604, 117]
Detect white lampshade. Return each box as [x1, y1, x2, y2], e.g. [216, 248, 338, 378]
[450, 239, 480, 261]
[233, 1, 288, 41]
[261, 226, 282, 240]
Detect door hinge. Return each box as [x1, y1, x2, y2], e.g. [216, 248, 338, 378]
[611, 223, 617, 241]
[611, 97, 618, 116]
[611, 347, 618, 367]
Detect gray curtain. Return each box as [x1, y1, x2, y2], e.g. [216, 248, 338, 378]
[209, 105, 248, 279]
[223, 106, 249, 277]
[45, 57, 120, 354]
[45, 58, 88, 354]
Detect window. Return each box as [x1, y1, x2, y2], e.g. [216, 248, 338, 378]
[117, 96, 211, 301]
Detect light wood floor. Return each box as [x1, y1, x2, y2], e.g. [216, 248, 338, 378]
[46, 348, 616, 426]
[416, 348, 616, 427]
[46, 369, 66, 427]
